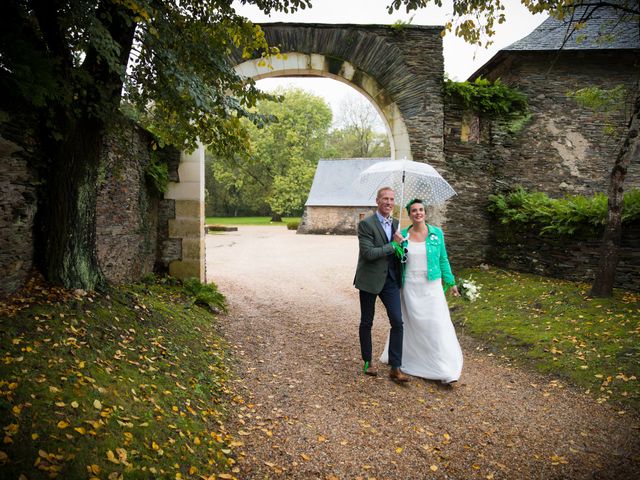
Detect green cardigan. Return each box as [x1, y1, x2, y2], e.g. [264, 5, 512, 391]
[400, 224, 456, 291]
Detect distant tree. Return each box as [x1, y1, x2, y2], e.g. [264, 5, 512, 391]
[210, 88, 333, 220]
[330, 96, 390, 158]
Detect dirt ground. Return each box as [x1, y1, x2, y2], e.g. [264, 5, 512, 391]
[206, 226, 639, 479]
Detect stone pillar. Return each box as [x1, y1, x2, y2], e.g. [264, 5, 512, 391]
[164, 144, 205, 281]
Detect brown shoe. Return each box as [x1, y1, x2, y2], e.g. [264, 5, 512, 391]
[390, 367, 410, 383]
[363, 361, 378, 376]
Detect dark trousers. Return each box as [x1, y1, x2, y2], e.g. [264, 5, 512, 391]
[358, 275, 403, 368]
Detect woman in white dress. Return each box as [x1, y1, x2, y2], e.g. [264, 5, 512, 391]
[380, 198, 463, 384]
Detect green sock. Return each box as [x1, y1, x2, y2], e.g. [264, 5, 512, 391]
[363, 361, 370, 372]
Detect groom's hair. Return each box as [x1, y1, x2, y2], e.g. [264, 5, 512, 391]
[376, 186, 394, 200]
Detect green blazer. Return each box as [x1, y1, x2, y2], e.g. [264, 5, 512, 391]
[400, 223, 456, 291]
[354, 213, 400, 294]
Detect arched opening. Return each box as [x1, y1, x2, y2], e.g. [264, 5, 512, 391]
[235, 52, 412, 160]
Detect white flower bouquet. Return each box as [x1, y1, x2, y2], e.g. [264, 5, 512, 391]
[457, 277, 481, 302]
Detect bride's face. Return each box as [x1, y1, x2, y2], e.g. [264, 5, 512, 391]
[409, 203, 425, 223]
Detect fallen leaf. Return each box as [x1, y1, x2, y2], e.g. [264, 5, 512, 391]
[430, 465, 438, 471]
[106, 450, 120, 464]
[93, 400, 102, 410]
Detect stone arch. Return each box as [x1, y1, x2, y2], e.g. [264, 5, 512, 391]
[169, 23, 445, 281]
[236, 52, 412, 160]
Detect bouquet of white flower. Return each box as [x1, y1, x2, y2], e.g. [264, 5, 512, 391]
[457, 277, 481, 302]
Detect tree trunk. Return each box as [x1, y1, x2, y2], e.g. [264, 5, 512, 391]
[271, 213, 283, 222]
[36, 117, 106, 290]
[590, 93, 640, 297]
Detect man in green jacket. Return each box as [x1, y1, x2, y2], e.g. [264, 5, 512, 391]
[354, 187, 409, 382]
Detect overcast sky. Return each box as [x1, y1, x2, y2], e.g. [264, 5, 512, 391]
[233, 0, 548, 125]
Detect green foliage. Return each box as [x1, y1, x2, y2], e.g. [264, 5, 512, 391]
[209, 87, 333, 217]
[390, 15, 415, 32]
[145, 154, 170, 195]
[444, 77, 529, 117]
[450, 266, 640, 410]
[488, 187, 640, 237]
[567, 85, 628, 137]
[286, 220, 300, 230]
[181, 278, 227, 313]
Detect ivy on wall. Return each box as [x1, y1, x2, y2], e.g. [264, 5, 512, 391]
[145, 146, 170, 196]
[488, 186, 640, 237]
[444, 77, 529, 117]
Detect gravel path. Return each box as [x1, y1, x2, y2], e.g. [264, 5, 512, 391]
[206, 226, 639, 479]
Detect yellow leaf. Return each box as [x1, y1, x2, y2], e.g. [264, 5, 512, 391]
[93, 400, 102, 410]
[189, 466, 197, 474]
[395, 447, 403, 453]
[88, 464, 101, 474]
[152, 441, 160, 450]
[301, 453, 311, 461]
[317, 435, 326, 442]
[0, 451, 8, 463]
[443, 433, 451, 440]
[194, 437, 201, 445]
[31, 433, 39, 440]
[74, 427, 86, 435]
[106, 449, 120, 464]
[218, 474, 235, 479]
[430, 465, 438, 471]
[57, 420, 69, 429]
[71, 401, 79, 409]
[55, 402, 66, 407]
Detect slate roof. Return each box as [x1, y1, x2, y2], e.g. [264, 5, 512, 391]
[469, 2, 639, 80]
[505, 2, 639, 51]
[305, 158, 389, 207]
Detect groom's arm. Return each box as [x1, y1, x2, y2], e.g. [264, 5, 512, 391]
[357, 219, 395, 261]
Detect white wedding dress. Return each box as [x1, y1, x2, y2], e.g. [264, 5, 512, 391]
[380, 240, 463, 382]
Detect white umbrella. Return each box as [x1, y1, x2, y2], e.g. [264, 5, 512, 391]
[356, 159, 456, 229]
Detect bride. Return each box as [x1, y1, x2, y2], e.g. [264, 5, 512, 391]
[380, 198, 463, 384]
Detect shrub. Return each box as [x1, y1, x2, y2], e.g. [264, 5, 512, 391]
[181, 278, 227, 313]
[286, 220, 300, 230]
[488, 186, 640, 237]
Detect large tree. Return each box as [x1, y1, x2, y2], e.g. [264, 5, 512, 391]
[210, 87, 333, 219]
[0, 0, 310, 290]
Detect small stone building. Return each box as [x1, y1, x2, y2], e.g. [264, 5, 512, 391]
[298, 158, 389, 234]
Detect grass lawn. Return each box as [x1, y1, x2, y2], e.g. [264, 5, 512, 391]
[0, 276, 238, 479]
[206, 217, 300, 226]
[450, 266, 640, 411]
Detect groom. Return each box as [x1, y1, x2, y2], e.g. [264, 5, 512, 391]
[354, 186, 409, 382]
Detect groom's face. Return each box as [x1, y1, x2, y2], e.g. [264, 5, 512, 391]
[376, 189, 395, 218]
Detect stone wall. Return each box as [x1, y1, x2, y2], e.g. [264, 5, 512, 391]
[476, 51, 640, 194]
[298, 206, 376, 235]
[488, 223, 640, 291]
[96, 121, 156, 283]
[96, 120, 181, 282]
[0, 119, 38, 295]
[441, 49, 640, 284]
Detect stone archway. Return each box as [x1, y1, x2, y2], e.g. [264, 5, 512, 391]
[236, 52, 413, 161]
[168, 23, 445, 281]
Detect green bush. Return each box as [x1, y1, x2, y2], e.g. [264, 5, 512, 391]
[286, 220, 300, 230]
[488, 186, 640, 237]
[181, 277, 227, 313]
[444, 77, 529, 117]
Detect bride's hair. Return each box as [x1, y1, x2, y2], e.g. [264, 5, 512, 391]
[405, 198, 424, 214]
